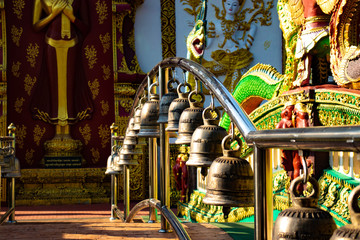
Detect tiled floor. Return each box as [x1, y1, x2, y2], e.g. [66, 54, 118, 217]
[0, 203, 233, 239]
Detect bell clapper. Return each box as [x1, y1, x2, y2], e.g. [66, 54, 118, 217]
[222, 206, 231, 219]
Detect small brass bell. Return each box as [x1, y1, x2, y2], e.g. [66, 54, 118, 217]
[133, 97, 146, 131]
[137, 83, 160, 138]
[187, 107, 228, 169]
[175, 91, 205, 145]
[273, 176, 337, 239]
[120, 143, 142, 155]
[126, 117, 138, 137]
[331, 185, 360, 240]
[123, 134, 137, 145]
[105, 147, 122, 174]
[116, 148, 139, 166]
[158, 78, 179, 123]
[166, 82, 191, 132]
[203, 135, 254, 218]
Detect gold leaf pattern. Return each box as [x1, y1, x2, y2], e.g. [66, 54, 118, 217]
[98, 124, 110, 148]
[96, 0, 108, 24]
[33, 124, 45, 146]
[12, 61, 21, 77]
[99, 33, 111, 53]
[100, 100, 109, 116]
[102, 65, 111, 80]
[25, 148, 35, 166]
[26, 43, 39, 68]
[84, 45, 97, 69]
[88, 78, 100, 100]
[127, 29, 136, 51]
[12, 0, 25, 20]
[11, 25, 23, 47]
[79, 124, 91, 145]
[16, 124, 27, 149]
[120, 98, 134, 112]
[24, 74, 37, 96]
[90, 147, 100, 164]
[14, 97, 25, 113]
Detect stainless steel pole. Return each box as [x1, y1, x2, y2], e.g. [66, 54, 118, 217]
[159, 67, 171, 232]
[7, 178, 16, 223]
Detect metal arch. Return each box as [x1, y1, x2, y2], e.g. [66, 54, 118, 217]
[125, 198, 191, 240]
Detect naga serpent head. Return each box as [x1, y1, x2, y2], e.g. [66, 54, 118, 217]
[187, 19, 206, 59]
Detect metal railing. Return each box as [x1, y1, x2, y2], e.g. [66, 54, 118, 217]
[114, 57, 360, 240]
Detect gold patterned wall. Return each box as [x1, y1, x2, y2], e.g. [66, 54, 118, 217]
[0, 0, 6, 136]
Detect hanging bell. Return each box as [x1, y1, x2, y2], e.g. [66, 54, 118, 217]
[187, 107, 228, 169]
[166, 82, 192, 132]
[123, 134, 137, 145]
[2, 156, 21, 178]
[120, 143, 142, 155]
[331, 185, 360, 240]
[273, 176, 337, 239]
[127, 117, 138, 137]
[116, 148, 139, 166]
[137, 83, 160, 138]
[175, 91, 205, 145]
[133, 106, 143, 131]
[158, 78, 179, 123]
[203, 135, 254, 218]
[105, 146, 122, 174]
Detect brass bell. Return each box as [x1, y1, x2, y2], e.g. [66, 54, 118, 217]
[273, 176, 337, 239]
[175, 91, 205, 145]
[123, 134, 137, 145]
[187, 107, 228, 169]
[166, 82, 191, 132]
[331, 185, 360, 240]
[133, 97, 146, 131]
[116, 148, 139, 166]
[126, 117, 138, 137]
[203, 135, 254, 218]
[120, 143, 142, 155]
[105, 146, 122, 174]
[2, 156, 21, 178]
[158, 78, 179, 123]
[137, 83, 160, 138]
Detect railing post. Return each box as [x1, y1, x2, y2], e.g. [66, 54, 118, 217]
[124, 165, 130, 220]
[159, 66, 171, 232]
[110, 123, 119, 221]
[7, 124, 16, 224]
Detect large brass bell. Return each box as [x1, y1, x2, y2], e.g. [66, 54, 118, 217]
[138, 82, 160, 138]
[166, 82, 191, 132]
[273, 176, 337, 239]
[116, 148, 139, 166]
[331, 185, 360, 239]
[175, 91, 205, 145]
[203, 135, 254, 218]
[187, 107, 228, 169]
[158, 78, 179, 124]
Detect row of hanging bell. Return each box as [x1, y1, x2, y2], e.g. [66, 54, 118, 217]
[157, 78, 179, 124]
[203, 134, 254, 218]
[273, 175, 337, 239]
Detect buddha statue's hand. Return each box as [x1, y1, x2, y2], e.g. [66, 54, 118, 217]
[63, 3, 75, 22]
[51, 0, 67, 18]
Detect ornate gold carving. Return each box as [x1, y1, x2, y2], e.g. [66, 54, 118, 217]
[44, 137, 83, 157]
[88, 78, 100, 100]
[102, 65, 111, 80]
[99, 32, 111, 53]
[100, 100, 109, 116]
[119, 98, 133, 112]
[15, 124, 27, 149]
[33, 125, 45, 146]
[127, 29, 135, 51]
[84, 45, 97, 69]
[115, 116, 128, 136]
[12, 0, 25, 20]
[26, 43, 39, 68]
[115, 83, 136, 96]
[79, 124, 91, 145]
[96, 0, 109, 24]
[98, 124, 110, 148]
[90, 147, 100, 164]
[180, 0, 202, 23]
[161, 0, 176, 59]
[25, 148, 35, 166]
[14, 97, 25, 113]
[11, 25, 23, 47]
[12, 61, 21, 77]
[24, 74, 37, 96]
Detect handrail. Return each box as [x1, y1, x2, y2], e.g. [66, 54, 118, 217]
[126, 198, 191, 240]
